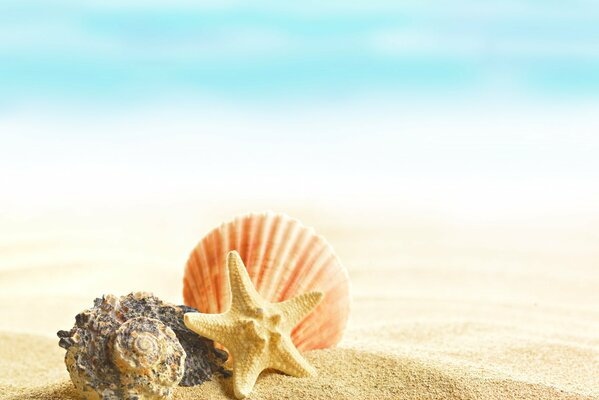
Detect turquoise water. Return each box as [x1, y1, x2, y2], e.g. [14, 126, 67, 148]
[1, 1, 598, 106]
[1, 1, 597, 214]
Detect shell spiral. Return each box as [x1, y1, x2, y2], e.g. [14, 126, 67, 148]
[183, 211, 351, 351]
[112, 318, 185, 398]
[113, 317, 183, 372]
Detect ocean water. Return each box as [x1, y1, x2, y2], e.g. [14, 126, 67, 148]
[1, 1, 598, 219]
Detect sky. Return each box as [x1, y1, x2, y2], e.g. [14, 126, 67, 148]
[1, 1, 598, 219]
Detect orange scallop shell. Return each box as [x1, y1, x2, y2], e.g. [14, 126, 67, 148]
[183, 211, 351, 351]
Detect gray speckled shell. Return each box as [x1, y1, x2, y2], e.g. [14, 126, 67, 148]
[58, 292, 229, 400]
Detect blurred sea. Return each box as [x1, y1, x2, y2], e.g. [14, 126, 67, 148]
[1, 1, 598, 219]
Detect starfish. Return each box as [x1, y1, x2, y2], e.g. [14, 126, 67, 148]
[184, 250, 323, 399]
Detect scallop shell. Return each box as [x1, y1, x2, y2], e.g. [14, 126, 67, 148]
[57, 292, 229, 400]
[183, 211, 351, 351]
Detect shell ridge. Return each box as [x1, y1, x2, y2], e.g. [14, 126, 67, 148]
[200, 235, 220, 314]
[253, 213, 276, 291]
[303, 253, 338, 292]
[279, 236, 328, 299]
[248, 214, 267, 282]
[256, 214, 286, 295]
[274, 227, 313, 301]
[278, 237, 322, 299]
[190, 246, 211, 313]
[241, 214, 255, 281]
[212, 228, 225, 313]
[183, 259, 202, 311]
[264, 220, 302, 301]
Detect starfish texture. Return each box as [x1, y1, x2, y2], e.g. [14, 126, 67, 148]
[184, 250, 323, 399]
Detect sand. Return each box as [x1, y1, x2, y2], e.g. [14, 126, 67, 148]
[1, 205, 598, 399]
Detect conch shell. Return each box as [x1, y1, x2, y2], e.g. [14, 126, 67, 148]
[183, 211, 351, 351]
[57, 293, 229, 400]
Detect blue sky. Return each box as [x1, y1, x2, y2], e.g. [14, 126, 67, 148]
[1, 0, 599, 106]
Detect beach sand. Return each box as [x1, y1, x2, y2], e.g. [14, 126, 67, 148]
[1, 205, 598, 399]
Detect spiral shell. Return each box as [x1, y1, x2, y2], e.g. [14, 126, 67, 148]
[57, 293, 229, 400]
[183, 211, 351, 351]
[112, 318, 185, 399]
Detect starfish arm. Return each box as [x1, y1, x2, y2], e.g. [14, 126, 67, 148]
[227, 251, 263, 311]
[231, 350, 266, 399]
[276, 291, 323, 331]
[183, 312, 232, 343]
[269, 335, 316, 378]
